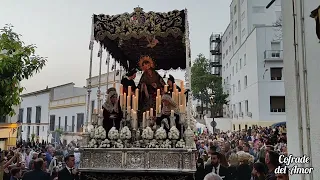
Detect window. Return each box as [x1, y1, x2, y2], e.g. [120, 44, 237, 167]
[244, 54, 247, 65]
[223, 54, 225, 59]
[226, 77, 229, 83]
[229, 59, 231, 65]
[18, 108, 24, 123]
[232, 67, 234, 76]
[65, 116, 68, 131]
[27, 126, 30, 138]
[72, 116, 75, 132]
[229, 74, 231, 81]
[36, 126, 40, 136]
[234, 5, 237, 14]
[253, 6, 265, 13]
[233, 85, 235, 95]
[226, 50, 228, 56]
[42, 126, 44, 131]
[91, 100, 95, 114]
[35, 106, 41, 123]
[27, 107, 32, 123]
[239, 59, 242, 69]
[238, 80, 241, 92]
[271, 42, 281, 50]
[223, 66, 225, 71]
[245, 100, 249, 114]
[229, 45, 231, 52]
[77, 113, 84, 132]
[58, 117, 61, 129]
[236, 63, 238, 72]
[270, 68, 283, 80]
[226, 63, 228, 68]
[239, 102, 242, 113]
[234, 20, 237, 30]
[270, 96, 286, 112]
[50, 115, 55, 131]
[235, 36, 238, 45]
[244, 76, 248, 88]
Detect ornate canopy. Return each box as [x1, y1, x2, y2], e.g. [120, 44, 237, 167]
[93, 7, 187, 71]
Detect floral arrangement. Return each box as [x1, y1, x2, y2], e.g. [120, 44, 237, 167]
[168, 126, 180, 140]
[115, 139, 124, 148]
[94, 126, 107, 139]
[108, 127, 119, 140]
[88, 139, 97, 148]
[99, 139, 111, 148]
[160, 139, 172, 148]
[147, 139, 159, 148]
[120, 126, 132, 140]
[176, 139, 186, 148]
[155, 127, 167, 140]
[142, 127, 154, 140]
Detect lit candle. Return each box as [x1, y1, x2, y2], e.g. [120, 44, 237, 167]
[123, 93, 127, 110]
[120, 84, 123, 95]
[150, 108, 153, 117]
[128, 86, 132, 97]
[119, 94, 123, 110]
[146, 111, 150, 120]
[164, 85, 168, 93]
[157, 89, 160, 97]
[142, 112, 146, 128]
[171, 110, 174, 117]
[127, 95, 131, 109]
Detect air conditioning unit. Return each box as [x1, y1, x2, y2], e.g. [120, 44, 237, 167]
[239, 112, 243, 117]
[247, 112, 252, 117]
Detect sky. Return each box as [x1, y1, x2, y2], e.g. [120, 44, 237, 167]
[0, 0, 231, 93]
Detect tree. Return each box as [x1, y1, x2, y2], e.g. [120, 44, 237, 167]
[0, 25, 46, 117]
[191, 54, 228, 117]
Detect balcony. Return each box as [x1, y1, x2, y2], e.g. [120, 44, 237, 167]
[210, 61, 222, 68]
[50, 96, 86, 109]
[54, 125, 75, 133]
[264, 50, 283, 61]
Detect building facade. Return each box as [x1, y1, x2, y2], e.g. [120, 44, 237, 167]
[220, 0, 285, 130]
[0, 106, 19, 150]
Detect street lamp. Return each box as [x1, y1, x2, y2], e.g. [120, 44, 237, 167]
[209, 94, 217, 133]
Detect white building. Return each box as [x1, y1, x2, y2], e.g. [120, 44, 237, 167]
[20, 83, 86, 144]
[220, 0, 285, 130]
[282, 0, 320, 179]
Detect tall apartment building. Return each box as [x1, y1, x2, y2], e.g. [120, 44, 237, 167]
[220, 0, 285, 129]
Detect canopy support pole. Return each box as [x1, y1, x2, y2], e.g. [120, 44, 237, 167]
[105, 52, 111, 94]
[97, 44, 103, 126]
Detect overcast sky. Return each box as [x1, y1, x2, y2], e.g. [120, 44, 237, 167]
[0, 0, 231, 93]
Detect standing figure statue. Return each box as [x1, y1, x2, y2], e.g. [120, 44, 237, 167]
[138, 56, 166, 113]
[102, 88, 123, 132]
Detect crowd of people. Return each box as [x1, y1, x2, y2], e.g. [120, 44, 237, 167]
[195, 125, 288, 180]
[0, 142, 80, 180]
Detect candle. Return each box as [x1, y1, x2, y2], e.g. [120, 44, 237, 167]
[127, 106, 131, 116]
[123, 93, 127, 110]
[119, 94, 123, 110]
[134, 96, 137, 111]
[159, 95, 162, 107]
[172, 92, 175, 100]
[133, 111, 137, 129]
[135, 88, 139, 110]
[180, 105, 183, 113]
[159, 105, 161, 113]
[132, 95, 135, 110]
[157, 89, 160, 97]
[150, 108, 153, 117]
[156, 97, 159, 113]
[164, 85, 168, 93]
[127, 95, 131, 109]
[146, 111, 150, 120]
[142, 112, 146, 128]
[180, 81, 184, 90]
[128, 86, 132, 97]
[173, 83, 176, 92]
[120, 84, 123, 95]
[171, 110, 174, 117]
[178, 92, 182, 105]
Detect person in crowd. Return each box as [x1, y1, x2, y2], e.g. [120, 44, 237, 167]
[204, 172, 223, 180]
[102, 88, 123, 132]
[204, 152, 230, 180]
[121, 69, 137, 94]
[58, 154, 79, 180]
[22, 158, 50, 180]
[275, 166, 289, 180]
[45, 146, 53, 169]
[251, 162, 266, 180]
[167, 74, 181, 94]
[265, 151, 280, 180]
[227, 153, 238, 180]
[9, 168, 21, 180]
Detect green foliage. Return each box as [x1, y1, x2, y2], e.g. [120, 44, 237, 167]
[191, 53, 229, 115]
[0, 25, 46, 117]
[55, 128, 64, 135]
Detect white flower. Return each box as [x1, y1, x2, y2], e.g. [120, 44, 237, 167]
[160, 139, 172, 148]
[88, 139, 97, 148]
[108, 127, 119, 140]
[120, 126, 132, 140]
[94, 126, 107, 139]
[99, 139, 111, 148]
[155, 127, 167, 140]
[147, 139, 158, 148]
[176, 139, 186, 148]
[142, 127, 154, 140]
[168, 126, 180, 140]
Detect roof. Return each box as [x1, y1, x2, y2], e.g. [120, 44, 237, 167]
[92, 7, 188, 71]
[20, 82, 75, 97]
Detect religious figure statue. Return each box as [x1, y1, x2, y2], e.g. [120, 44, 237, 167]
[167, 74, 181, 94]
[156, 93, 181, 133]
[138, 56, 166, 112]
[102, 88, 123, 132]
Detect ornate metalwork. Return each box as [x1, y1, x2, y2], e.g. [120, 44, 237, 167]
[81, 172, 190, 180]
[79, 148, 197, 173]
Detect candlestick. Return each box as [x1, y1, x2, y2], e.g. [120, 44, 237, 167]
[146, 111, 150, 120]
[142, 112, 146, 128]
[123, 93, 127, 110]
[119, 94, 123, 110]
[150, 108, 153, 117]
[128, 86, 132, 97]
[120, 84, 123, 95]
[164, 85, 168, 93]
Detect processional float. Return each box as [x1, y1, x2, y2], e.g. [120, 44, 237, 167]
[80, 7, 196, 180]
